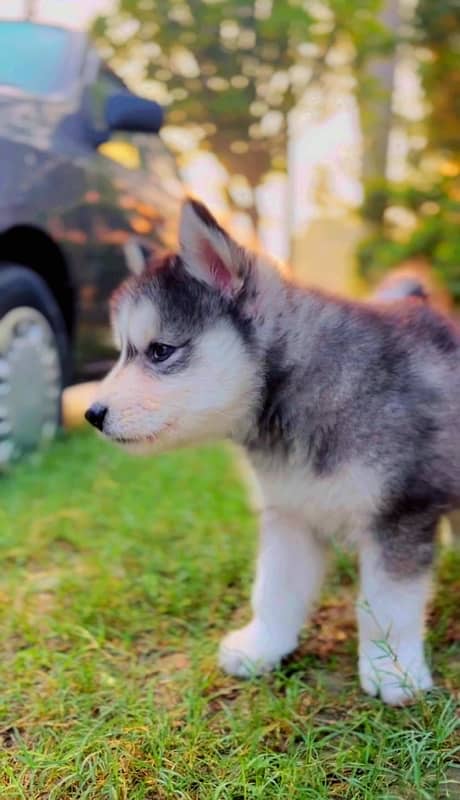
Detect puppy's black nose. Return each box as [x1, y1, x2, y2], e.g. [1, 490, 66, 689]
[85, 402, 108, 432]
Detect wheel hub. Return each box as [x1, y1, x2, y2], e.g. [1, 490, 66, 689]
[0, 307, 61, 465]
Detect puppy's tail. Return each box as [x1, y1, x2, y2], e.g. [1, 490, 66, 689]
[370, 268, 430, 304]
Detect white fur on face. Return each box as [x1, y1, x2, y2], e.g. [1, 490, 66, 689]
[115, 296, 161, 355]
[96, 311, 259, 453]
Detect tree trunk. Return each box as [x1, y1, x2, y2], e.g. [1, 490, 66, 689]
[360, 0, 401, 185]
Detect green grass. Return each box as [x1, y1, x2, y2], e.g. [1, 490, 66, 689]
[0, 432, 459, 799]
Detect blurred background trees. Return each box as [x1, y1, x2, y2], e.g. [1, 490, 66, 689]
[93, 0, 459, 297]
[358, 0, 460, 300]
[93, 1, 391, 230]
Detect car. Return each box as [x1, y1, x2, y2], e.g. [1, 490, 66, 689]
[0, 19, 184, 467]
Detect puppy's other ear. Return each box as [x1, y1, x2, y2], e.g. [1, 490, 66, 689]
[123, 237, 153, 276]
[179, 199, 246, 295]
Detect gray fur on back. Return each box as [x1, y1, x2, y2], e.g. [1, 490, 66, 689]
[243, 282, 460, 572]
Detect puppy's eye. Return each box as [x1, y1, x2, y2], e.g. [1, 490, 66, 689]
[146, 342, 177, 363]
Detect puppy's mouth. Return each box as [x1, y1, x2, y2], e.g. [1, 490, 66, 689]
[109, 420, 176, 447]
[112, 434, 158, 444]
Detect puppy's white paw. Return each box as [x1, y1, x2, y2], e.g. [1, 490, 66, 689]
[219, 621, 296, 678]
[359, 655, 433, 706]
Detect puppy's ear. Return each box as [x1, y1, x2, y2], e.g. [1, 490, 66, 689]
[179, 199, 246, 295]
[123, 237, 153, 276]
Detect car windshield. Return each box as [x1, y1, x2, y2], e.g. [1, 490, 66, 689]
[0, 21, 71, 96]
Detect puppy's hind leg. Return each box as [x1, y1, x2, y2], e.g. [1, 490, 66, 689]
[357, 538, 434, 706]
[219, 509, 328, 677]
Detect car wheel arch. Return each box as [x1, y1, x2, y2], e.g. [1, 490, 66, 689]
[0, 225, 75, 339]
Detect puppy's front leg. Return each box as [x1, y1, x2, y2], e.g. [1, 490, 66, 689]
[219, 508, 327, 677]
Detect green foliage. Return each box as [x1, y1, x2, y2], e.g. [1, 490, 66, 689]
[358, 178, 460, 298]
[414, 0, 460, 157]
[0, 432, 459, 797]
[358, 0, 460, 299]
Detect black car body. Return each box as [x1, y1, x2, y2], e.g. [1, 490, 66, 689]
[0, 20, 183, 464]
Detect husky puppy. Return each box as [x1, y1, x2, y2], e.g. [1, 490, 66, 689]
[86, 199, 460, 705]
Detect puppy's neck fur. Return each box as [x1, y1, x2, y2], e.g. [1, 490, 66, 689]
[234, 263, 325, 463]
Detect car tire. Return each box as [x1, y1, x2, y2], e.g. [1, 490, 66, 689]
[0, 265, 70, 467]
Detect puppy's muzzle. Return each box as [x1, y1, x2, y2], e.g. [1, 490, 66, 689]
[85, 402, 108, 432]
